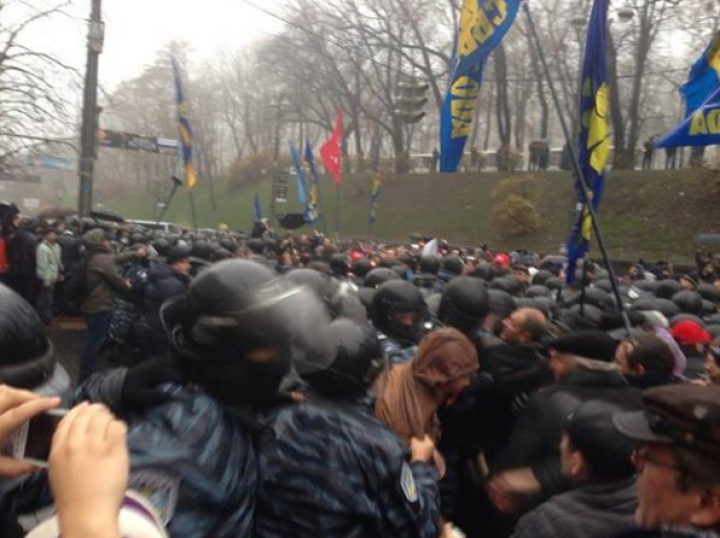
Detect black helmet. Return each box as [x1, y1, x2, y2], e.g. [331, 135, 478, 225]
[635, 281, 658, 294]
[286, 268, 341, 318]
[672, 290, 704, 315]
[351, 257, 373, 279]
[438, 276, 489, 337]
[301, 319, 384, 400]
[218, 237, 236, 253]
[130, 233, 146, 245]
[487, 289, 516, 318]
[211, 247, 234, 261]
[364, 267, 401, 289]
[526, 285, 552, 299]
[593, 279, 613, 293]
[419, 255, 441, 275]
[532, 269, 553, 287]
[489, 276, 522, 296]
[653, 298, 682, 319]
[655, 279, 682, 300]
[191, 240, 213, 261]
[0, 284, 58, 391]
[697, 284, 720, 304]
[442, 255, 464, 276]
[152, 238, 170, 256]
[247, 238, 265, 255]
[330, 253, 351, 277]
[468, 263, 494, 282]
[160, 260, 332, 408]
[370, 280, 427, 343]
[545, 276, 564, 291]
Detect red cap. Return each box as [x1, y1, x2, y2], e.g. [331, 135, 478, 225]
[670, 321, 711, 346]
[493, 253, 511, 267]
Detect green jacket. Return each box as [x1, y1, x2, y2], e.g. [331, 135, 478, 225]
[36, 240, 63, 285]
[81, 229, 139, 314]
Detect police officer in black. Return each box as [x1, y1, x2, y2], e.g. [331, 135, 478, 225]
[255, 318, 441, 538]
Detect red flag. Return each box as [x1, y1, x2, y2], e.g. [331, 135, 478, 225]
[320, 108, 343, 187]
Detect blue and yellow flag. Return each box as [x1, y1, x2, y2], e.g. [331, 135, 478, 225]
[440, 0, 521, 172]
[289, 141, 309, 205]
[369, 173, 382, 226]
[565, 0, 611, 284]
[680, 33, 720, 116]
[304, 141, 321, 224]
[656, 85, 720, 148]
[171, 57, 197, 190]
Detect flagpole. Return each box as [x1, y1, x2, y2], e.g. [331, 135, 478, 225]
[156, 175, 182, 225]
[522, 1, 629, 331]
[189, 190, 198, 231]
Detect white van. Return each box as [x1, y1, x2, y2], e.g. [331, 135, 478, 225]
[127, 219, 182, 234]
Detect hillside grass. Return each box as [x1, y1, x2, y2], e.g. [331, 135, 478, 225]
[100, 168, 720, 264]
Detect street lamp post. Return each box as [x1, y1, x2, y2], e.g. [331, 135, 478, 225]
[77, 0, 104, 218]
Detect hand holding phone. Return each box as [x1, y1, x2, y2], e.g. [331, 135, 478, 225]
[0, 384, 60, 478]
[49, 403, 128, 538]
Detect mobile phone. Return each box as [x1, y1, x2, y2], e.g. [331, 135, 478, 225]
[7, 409, 67, 467]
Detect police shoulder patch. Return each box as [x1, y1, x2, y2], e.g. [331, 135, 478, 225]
[400, 462, 418, 503]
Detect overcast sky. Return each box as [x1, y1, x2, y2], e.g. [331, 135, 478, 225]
[20, 0, 285, 91]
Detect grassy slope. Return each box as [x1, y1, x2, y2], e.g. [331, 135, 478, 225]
[103, 168, 720, 264]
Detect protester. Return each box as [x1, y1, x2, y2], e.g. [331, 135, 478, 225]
[79, 228, 147, 381]
[614, 332, 677, 388]
[5, 211, 39, 304]
[375, 327, 479, 476]
[614, 384, 720, 536]
[35, 227, 63, 325]
[510, 401, 637, 538]
[488, 330, 643, 514]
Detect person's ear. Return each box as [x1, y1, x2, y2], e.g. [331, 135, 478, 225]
[569, 450, 586, 479]
[689, 487, 720, 528]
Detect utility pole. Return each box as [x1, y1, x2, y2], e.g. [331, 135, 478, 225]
[78, 0, 104, 217]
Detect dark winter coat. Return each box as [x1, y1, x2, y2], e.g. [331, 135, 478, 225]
[495, 368, 643, 499]
[81, 229, 138, 314]
[142, 261, 190, 356]
[511, 477, 638, 538]
[6, 228, 37, 276]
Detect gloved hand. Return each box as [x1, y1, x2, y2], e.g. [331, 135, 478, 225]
[121, 357, 184, 410]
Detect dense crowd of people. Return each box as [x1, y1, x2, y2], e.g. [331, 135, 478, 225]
[0, 199, 719, 538]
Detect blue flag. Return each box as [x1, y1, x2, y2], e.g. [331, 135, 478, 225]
[565, 0, 611, 284]
[304, 141, 321, 224]
[289, 141, 309, 204]
[171, 57, 197, 190]
[253, 192, 262, 223]
[680, 33, 720, 116]
[656, 85, 720, 148]
[369, 173, 382, 226]
[439, 0, 521, 172]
